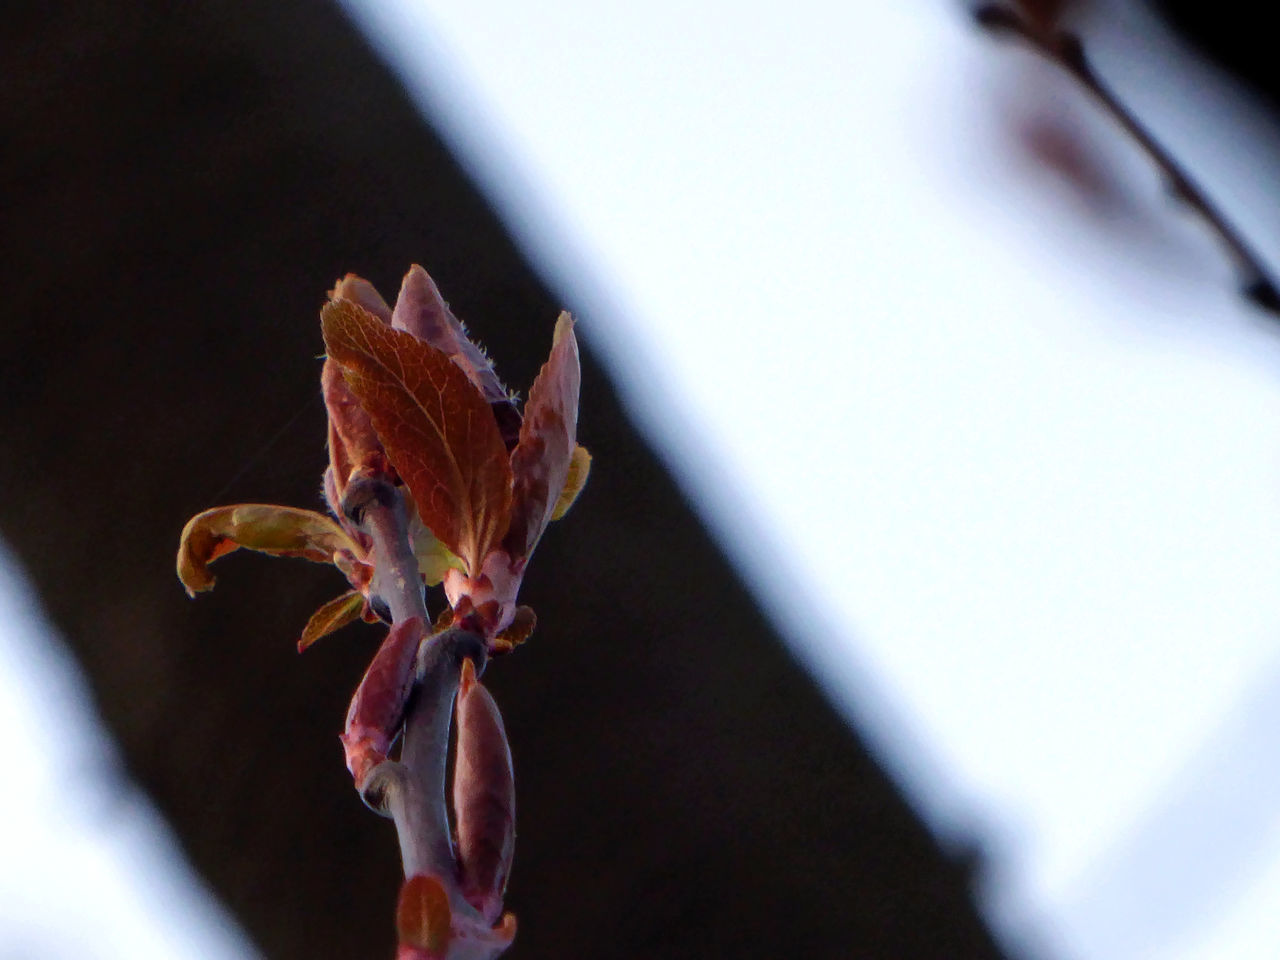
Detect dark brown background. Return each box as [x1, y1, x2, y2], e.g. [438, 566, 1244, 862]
[0, 2, 1268, 957]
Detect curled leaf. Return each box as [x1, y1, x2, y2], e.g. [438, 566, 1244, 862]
[396, 874, 452, 955]
[454, 658, 515, 923]
[322, 298, 513, 574]
[432, 606, 455, 634]
[504, 313, 581, 561]
[490, 606, 536, 655]
[177, 504, 356, 597]
[550, 444, 591, 521]
[298, 589, 366, 652]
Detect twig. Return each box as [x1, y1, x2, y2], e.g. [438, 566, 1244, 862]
[974, 4, 1280, 315]
[363, 627, 485, 899]
[342, 471, 489, 914]
[343, 472, 430, 625]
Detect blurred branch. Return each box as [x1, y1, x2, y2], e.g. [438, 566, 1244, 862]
[975, 3, 1280, 315]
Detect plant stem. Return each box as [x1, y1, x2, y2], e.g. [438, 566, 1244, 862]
[974, 4, 1280, 314]
[343, 471, 487, 909]
[345, 473, 430, 625]
[364, 626, 483, 896]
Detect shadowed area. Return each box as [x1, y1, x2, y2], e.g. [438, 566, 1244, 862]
[0, 2, 1009, 957]
[1156, 1, 1280, 108]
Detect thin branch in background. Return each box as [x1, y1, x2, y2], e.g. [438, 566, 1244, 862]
[974, 3, 1280, 316]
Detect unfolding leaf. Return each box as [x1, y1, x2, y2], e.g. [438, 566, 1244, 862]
[396, 874, 452, 954]
[392, 267, 523, 453]
[324, 283, 392, 497]
[391, 265, 510, 406]
[503, 313, 581, 561]
[406, 497, 467, 585]
[550, 444, 591, 521]
[432, 605, 455, 634]
[454, 658, 515, 924]
[323, 354, 387, 489]
[330, 272, 392, 323]
[298, 589, 365, 652]
[490, 606, 535, 655]
[177, 504, 356, 597]
[322, 298, 512, 574]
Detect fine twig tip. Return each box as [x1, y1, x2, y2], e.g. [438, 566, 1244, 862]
[977, 10, 1280, 325]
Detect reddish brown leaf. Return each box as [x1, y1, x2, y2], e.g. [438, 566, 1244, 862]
[391, 265, 510, 406]
[297, 589, 365, 652]
[396, 874, 452, 954]
[176, 504, 356, 597]
[454, 658, 515, 924]
[503, 313, 581, 561]
[322, 356, 390, 500]
[322, 299, 512, 573]
[392, 266, 523, 454]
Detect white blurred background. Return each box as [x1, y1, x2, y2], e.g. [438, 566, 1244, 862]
[5, 1, 1280, 957]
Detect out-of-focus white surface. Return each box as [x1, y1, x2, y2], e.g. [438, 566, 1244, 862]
[339, 1, 1280, 958]
[0, 545, 259, 959]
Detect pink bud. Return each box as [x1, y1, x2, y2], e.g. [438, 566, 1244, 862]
[396, 874, 452, 959]
[341, 617, 426, 786]
[453, 658, 515, 923]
